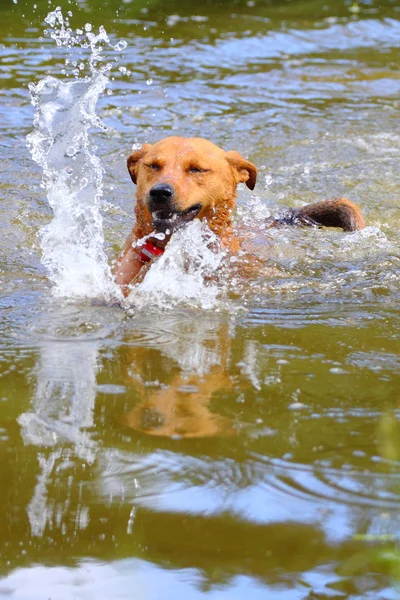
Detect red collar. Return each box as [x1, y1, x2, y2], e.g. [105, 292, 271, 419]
[139, 240, 165, 263]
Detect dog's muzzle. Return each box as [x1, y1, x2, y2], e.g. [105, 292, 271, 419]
[147, 184, 202, 233]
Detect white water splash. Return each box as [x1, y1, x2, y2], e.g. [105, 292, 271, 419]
[236, 193, 272, 228]
[127, 221, 227, 310]
[26, 8, 123, 301]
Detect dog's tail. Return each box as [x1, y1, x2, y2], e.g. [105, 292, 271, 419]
[267, 198, 365, 232]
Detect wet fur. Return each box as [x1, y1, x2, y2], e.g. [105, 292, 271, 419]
[266, 198, 365, 232]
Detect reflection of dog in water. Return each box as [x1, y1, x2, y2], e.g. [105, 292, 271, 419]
[113, 136, 365, 296]
[122, 370, 236, 439]
[118, 319, 244, 439]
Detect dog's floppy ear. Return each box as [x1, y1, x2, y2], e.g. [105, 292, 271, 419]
[127, 144, 152, 184]
[225, 150, 257, 190]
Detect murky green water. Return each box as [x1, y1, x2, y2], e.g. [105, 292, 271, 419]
[1, 0, 400, 598]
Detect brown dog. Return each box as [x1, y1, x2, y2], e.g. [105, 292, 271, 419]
[114, 136, 365, 295]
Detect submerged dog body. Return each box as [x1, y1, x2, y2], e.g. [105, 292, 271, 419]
[114, 136, 365, 295]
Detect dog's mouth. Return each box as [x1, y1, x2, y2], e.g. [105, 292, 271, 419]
[151, 203, 202, 232]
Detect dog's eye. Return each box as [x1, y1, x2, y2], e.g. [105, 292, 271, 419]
[145, 163, 161, 170]
[189, 166, 208, 174]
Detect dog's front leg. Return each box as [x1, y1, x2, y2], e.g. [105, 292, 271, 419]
[113, 230, 146, 297]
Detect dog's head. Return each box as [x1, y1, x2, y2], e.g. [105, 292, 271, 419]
[127, 136, 257, 237]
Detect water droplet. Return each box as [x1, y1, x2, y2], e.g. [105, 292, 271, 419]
[114, 40, 127, 52]
[66, 146, 79, 157]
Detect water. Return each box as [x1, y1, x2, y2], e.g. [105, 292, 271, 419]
[26, 8, 121, 300]
[130, 220, 227, 310]
[1, 0, 400, 598]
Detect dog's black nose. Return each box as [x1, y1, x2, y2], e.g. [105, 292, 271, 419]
[149, 183, 174, 205]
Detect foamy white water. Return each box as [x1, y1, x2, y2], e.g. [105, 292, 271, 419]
[26, 8, 122, 301]
[128, 221, 227, 310]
